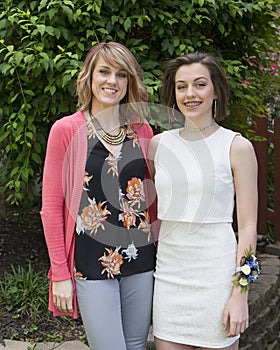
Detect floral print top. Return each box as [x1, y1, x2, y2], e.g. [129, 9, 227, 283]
[75, 121, 156, 280]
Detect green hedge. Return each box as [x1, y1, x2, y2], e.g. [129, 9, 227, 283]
[0, 0, 279, 205]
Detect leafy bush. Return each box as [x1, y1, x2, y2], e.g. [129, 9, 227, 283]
[0, 263, 49, 319]
[0, 0, 279, 204]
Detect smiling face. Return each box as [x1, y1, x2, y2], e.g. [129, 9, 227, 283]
[91, 57, 128, 112]
[175, 63, 217, 124]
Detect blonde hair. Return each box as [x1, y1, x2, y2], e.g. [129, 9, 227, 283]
[76, 42, 148, 123]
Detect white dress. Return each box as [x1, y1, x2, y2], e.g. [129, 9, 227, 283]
[153, 127, 240, 348]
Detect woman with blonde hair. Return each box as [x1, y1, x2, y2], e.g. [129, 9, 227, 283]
[41, 42, 157, 350]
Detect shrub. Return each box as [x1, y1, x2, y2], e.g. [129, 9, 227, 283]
[0, 0, 279, 204]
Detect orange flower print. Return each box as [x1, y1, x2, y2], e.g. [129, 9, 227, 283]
[74, 268, 87, 280]
[119, 198, 139, 229]
[138, 211, 151, 242]
[126, 177, 145, 208]
[81, 198, 111, 235]
[83, 171, 93, 191]
[126, 125, 139, 148]
[86, 120, 97, 139]
[99, 246, 123, 279]
[106, 153, 121, 178]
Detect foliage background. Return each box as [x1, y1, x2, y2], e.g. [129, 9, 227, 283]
[0, 0, 279, 205]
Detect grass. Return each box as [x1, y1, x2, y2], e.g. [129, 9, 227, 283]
[0, 262, 49, 319]
[0, 262, 86, 343]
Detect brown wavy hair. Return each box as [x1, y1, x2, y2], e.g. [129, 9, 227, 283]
[162, 52, 230, 122]
[76, 42, 148, 122]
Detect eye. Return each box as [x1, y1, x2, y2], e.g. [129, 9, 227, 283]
[117, 71, 127, 78]
[99, 69, 110, 74]
[196, 81, 207, 87]
[177, 84, 186, 90]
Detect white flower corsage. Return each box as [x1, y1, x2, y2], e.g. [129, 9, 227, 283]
[232, 246, 261, 293]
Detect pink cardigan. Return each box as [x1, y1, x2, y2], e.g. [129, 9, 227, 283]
[40, 110, 158, 318]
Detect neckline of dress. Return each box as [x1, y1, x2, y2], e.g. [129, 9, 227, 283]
[176, 126, 221, 143]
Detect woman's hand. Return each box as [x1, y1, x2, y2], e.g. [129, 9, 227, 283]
[223, 288, 249, 337]
[52, 279, 73, 313]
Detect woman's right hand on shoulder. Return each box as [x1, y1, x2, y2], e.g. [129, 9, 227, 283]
[52, 279, 73, 313]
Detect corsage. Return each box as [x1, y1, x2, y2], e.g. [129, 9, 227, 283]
[232, 246, 261, 293]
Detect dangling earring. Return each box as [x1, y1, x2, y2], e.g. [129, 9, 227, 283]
[172, 104, 176, 118]
[213, 99, 217, 119]
[171, 104, 182, 123]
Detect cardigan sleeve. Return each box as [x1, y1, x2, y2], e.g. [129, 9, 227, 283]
[40, 120, 72, 281]
[136, 119, 160, 242]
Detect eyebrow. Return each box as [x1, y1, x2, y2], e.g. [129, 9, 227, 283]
[97, 65, 126, 72]
[175, 76, 208, 83]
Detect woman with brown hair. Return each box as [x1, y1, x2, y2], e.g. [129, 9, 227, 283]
[149, 52, 259, 350]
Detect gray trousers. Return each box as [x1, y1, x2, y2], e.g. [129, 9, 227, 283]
[75, 270, 154, 350]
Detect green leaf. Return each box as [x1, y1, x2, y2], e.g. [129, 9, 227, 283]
[10, 93, 19, 103]
[40, 58, 49, 71]
[218, 23, 225, 34]
[24, 90, 35, 96]
[94, 2, 101, 14]
[124, 18, 131, 32]
[39, 52, 49, 61]
[14, 52, 24, 65]
[24, 55, 35, 65]
[34, 142, 42, 153]
[7, 45, 14, 52]
[77, 42, 84, 51]
[37, 24, 46, 36]
[62, 74, 72, 87]
[0, 130, 9, 143]
[15, 180, 21, 190]
[31, 153, 41, 165]
[21, 168, 29, 183]
[173, 37, 180, 47]
[97, 28, 109, 34]
[38, 0, 48, 12]
[50, 86, 56, 95]
[111, 15, 119, 25]
[10, 167, 20, 178]
[137, 17, 143, 27]
[25, 132, 34, 140]
[0, 63, 11, 74]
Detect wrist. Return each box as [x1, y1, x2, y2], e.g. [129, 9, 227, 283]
[232, 285, 249, 298]
[232, 245, 261, 293]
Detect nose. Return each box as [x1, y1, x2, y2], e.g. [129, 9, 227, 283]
[186, 85, 195, 97]
[107, 73, 117, 84]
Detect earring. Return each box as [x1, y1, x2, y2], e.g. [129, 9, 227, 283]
[213, 99, 217, 119]
[171, 104, 182, 123]
[172, 104, 176, 118]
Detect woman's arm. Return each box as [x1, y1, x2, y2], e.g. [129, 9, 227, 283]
[40, 121, 71, 281]
[223, 135, 258, 337]
[41, 120, 77, 314]
[231, 135, 258, 266]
